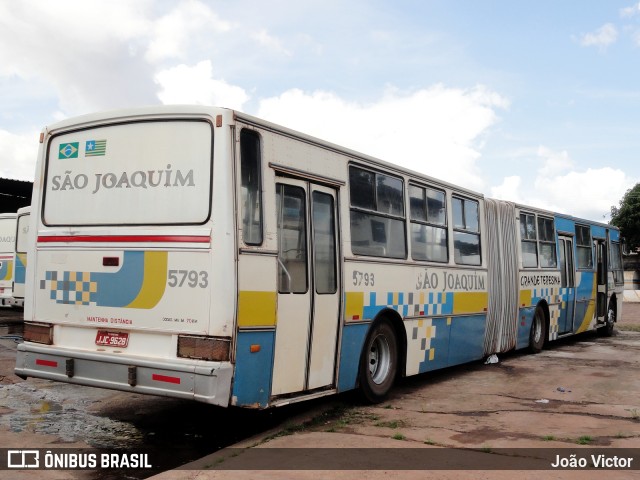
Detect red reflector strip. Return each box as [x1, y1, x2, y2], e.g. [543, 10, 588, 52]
[38, 235, 209, 244]
[36, 359, 58, 368]
[352, 315, 360, 320]
[152, 373, 181, 384]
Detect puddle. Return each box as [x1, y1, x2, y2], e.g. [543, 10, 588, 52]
[0, 373, 317, 479]
[0, 313, 331, 478]
[0, 322, 23, 340]
[0, 383, 144, 447]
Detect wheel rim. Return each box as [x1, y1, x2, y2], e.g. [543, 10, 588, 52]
[533, 310, 542, 344]
[607, 308, 615, 326]
[369, 333, 391, 385]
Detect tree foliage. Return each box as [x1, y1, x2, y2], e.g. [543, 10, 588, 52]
[611, 183, 640, 253]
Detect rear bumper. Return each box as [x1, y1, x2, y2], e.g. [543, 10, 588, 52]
[7, 297, 24, 308]
[15, 342, 233, 406]
[0, 292, 13, 307]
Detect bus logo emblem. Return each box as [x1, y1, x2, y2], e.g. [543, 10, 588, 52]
[58, 142, 79, 159]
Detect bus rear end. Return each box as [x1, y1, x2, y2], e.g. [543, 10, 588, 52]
[15, 107, 236, 405]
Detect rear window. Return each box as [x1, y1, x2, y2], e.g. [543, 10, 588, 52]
[0, 217, 16, 254]
[16, 213, 30, 253]
[44, 119, 213, 226]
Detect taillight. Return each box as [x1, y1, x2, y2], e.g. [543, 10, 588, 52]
[23, 322, 54, 345]
[177, 335, 230, 361]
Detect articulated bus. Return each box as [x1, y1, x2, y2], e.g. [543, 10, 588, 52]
[15, 106, 624, 407]
[0, 212, 17, 307]
[11, 206, 31, 308]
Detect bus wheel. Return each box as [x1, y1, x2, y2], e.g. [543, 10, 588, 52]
[529, 306, 546, 354]
[598, 304, 615, 337]
[359, 320, 398, 403]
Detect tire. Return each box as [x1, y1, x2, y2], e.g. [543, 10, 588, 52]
[598, 304, 615, 337]
[529, 305, 546, 354]
[359, 319, 398, 403]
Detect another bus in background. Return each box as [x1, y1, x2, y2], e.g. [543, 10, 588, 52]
[11, 206, 31, 308]
[0, 212, 17, 306]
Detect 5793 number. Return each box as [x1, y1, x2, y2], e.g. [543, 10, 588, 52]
[167, 270, 208, 288]
[352, 270, 375, 287]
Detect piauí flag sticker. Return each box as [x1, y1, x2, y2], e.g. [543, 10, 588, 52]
[59, 142, 79, 159]
[85, 139, 107, 157]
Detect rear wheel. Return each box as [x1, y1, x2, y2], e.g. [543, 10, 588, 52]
[529, 305, 546, 353]
[359, 320, 398, 403]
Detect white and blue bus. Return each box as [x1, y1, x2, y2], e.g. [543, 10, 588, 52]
[0, 212, 17, 307]
[10, 206, 31, 308]
[15, 106, 624, 407]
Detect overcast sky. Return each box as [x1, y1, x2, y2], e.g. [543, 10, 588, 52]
[1, 0, 639, 221]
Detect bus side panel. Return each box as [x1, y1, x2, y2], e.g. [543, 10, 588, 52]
[447, 314, 486, 365]
[0, 215, 17, 303]
[232, 330, 275, 407]
[573, 270, 596, 334]
[517, 271, 562, 345]
[404, 317, 451, 375]
[233, 253, 278, 406]
[343, 263, 489, 385]
[337, 322, 369, 392]
[12, 209, 31, 302]
[13, 253, 27, 297]
[0, 257, 12, 283]
[516, 306, 537, 350]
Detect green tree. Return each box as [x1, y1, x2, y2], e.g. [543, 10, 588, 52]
[611, 183, 640, 253]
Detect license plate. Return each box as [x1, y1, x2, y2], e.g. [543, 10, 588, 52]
[95, 330, 129, 348]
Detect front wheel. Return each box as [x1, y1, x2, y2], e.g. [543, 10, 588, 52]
[598, 304, 616, 337]
[359, 320, 398, 403]
[529, 305, 546, 354]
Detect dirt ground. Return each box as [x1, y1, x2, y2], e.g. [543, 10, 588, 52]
[3, 304, 640, 479]
[152, 302, 640, 479]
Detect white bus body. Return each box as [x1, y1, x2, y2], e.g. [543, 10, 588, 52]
[15, 106, 623, 408]
[0, 212, 17, 306]
[10, 206, 31, 308]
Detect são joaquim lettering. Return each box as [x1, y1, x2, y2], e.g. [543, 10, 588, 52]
[416, 269, 486, 292]
[50, 165, 195, 194]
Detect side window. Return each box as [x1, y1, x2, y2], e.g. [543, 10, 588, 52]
[537, 216, 557, 268]
[575, 225, 593, 269]
[240, 129, 262, 245]
[276, 184, 308, 294]
[452, 196, 481, 265]
[312, 191, 337, 294]
[409, 184, 448, 262]
[609, 241, 624, 285]
[349, 166, 406, 259]
[520, 213, 538, 268]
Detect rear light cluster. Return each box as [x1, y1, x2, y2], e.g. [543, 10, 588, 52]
[177, 335, 230, 361]
[23, 322, 54, 345]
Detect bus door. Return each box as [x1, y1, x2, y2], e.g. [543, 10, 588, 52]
[271, 179, 341, 396]
[595, 239, 608, 320]
[557, 235, 576, 333]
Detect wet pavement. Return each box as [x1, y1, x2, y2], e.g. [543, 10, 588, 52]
[0, 307, 328, 479]
[2, 305, 640, 479]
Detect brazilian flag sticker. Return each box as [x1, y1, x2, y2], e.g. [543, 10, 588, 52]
[59, 142, 79, 159]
